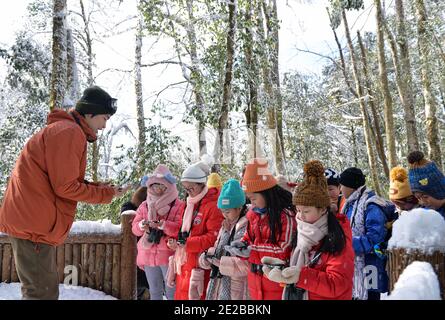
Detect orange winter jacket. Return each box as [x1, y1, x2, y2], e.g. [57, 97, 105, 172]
[0, 109, 115, 246]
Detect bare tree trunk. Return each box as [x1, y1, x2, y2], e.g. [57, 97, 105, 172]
[357, 31, 389, 178]
[244, 0, 259, 160]
[50, 0, 67, 111]
[79, 0, 99, 182]
[80, 0, 93, 85]
[217, 0, 236, 165]
[327, 8, 358, 98]
[185, 0, 207, 157]
[135, 15, 146, 176]
[350, 122, 359, 167]
[342, 9, 382, 196]
[266, 0, 286, 175]
[65, 28, 80, 109]
[394, 0, 420, 152]
[256, 1, 282, 174]
[375, 0, 397, 169]
[415, 0, 443, 169]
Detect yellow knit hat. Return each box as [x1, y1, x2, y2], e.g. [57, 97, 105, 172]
[207, 172, 223, 189]
[389, 166, 412, 200]
[293, 160, 331, 208]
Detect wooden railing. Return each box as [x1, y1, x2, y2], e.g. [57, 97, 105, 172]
[0, 211, 137, 300]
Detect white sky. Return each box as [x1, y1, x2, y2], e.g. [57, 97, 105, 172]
[0, 0, 377, 166]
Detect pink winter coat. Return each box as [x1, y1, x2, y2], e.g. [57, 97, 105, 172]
[132, 199, 184, 268]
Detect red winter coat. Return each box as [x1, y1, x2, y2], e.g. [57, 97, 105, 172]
[174, 188, 224, 300]
[242, 208, 296, 300]
[295, 213, 354, 300]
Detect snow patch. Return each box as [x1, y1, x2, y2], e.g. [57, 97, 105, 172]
[384, 261, 441, 300]
[0, 282, 117, 300]
[70, 219, 121, 234]
[388, 208, 445, 254]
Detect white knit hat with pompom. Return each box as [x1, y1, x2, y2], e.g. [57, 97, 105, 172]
[181, 154, 214, 183]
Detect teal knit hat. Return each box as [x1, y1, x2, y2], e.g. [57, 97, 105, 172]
[217, 179, 246, 210]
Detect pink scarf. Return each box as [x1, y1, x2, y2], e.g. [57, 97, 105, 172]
[174, 186, 208, 275]
[146, 183, 179, 222]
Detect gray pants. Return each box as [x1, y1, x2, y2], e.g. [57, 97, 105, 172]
[9, 237, 59, 300]
[144, 265, 175, 300]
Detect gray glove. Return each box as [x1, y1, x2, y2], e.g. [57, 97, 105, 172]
[224, 240, 251, 258]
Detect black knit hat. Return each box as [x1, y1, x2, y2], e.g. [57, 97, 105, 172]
[339, 167, 366, 189]
[75, 86, 117, 116]
[325, 168, 340, 186]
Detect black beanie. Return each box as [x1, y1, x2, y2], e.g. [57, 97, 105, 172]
[339, 167, 366, 189]
[325, 168, 340, 186]
[75, 86, 117, 116]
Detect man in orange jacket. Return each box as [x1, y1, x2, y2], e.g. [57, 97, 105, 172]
[0, 86, 129, 300]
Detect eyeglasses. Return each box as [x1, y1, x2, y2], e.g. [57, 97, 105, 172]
[149, 183, 166, 191]
[183, 186, 195, 193]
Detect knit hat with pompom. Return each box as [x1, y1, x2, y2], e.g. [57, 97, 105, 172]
[293, 160, 331, 208]
[389, 167, 412, 200]
[181, 155, 214, 184]
[407, 151, 445, 200]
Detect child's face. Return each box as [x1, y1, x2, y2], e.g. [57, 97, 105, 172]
[392, 199, 416, 211]
[245, 192, 266, 209]
[221, 208, 241, 222]
[296, 205, 326, 224]
[414, 192, 445, 210]
[327, 185, 340, 201]
[149, 183, 167, 196]
[182, 182, 205, 197]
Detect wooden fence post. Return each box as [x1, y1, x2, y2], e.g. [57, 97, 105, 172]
[119, 211, 137, 300]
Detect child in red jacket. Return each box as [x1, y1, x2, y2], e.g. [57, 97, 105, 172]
[263, 160, 354, 300]
[228, 158, 296, 300]
[167, 158, 224, 300]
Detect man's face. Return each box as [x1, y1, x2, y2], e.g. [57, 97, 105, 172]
[340, 185, 355, 199]
[84, 114, 111, 133]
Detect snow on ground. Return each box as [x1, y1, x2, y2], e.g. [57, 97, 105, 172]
[70, 219, 121, 234]
[0, 282, 117, 300]
[388, 208, 445, 254]
[384, 261, 441, 300]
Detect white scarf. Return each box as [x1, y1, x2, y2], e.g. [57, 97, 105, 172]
[288, 213, 328, 300]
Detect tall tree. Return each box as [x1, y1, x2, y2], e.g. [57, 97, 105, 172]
[375, 0, 397, 168]
[134, 12, 146, 176]
[217, 0, 237, 166]
[415, 0, 443, 168]
[342, 9, 382, 195]
[357, 30, 389, 178]
[264, 0, 286, 174]
[256, 0, 284, 174]
[393, 0, 419, 152]
[76, 0, 98, 181]
[184, 0, 207, 156]
[65, 28, 80, 108]
[50, 0, 67, 111]
[242, 0, 259, 160]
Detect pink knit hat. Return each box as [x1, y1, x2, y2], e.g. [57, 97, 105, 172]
[146, 164, 177, 187]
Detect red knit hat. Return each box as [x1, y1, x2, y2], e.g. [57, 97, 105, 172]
[241, 158, 277, 193]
